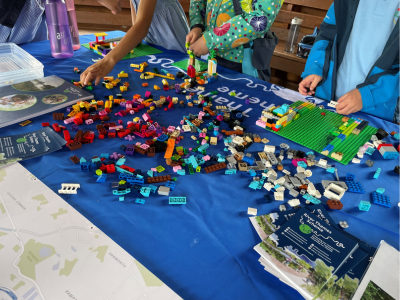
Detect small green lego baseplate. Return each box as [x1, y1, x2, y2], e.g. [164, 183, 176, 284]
[81, 42, 163, 60]
[172, 59, 208, 72]
[265, 101, 377, 165]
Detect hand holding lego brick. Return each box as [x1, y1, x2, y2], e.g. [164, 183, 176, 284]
[298, 75, 322, 96]
[336, 89, 363, 115]
[189, 37, 209, 56]
[186, 28, 203, 45]
[80, 58, 116, 86]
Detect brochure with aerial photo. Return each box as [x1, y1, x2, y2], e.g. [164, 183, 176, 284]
[0, 75, 93, 128]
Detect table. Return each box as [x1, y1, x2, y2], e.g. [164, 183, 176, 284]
[5, 31, 399, 300]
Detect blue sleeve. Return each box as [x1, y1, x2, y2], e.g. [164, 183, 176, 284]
[357, 68, 400, 110]
[301, 3, 336, 79]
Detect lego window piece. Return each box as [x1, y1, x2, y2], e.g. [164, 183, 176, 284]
[358, 200, 371, 211]
[169, 197, 186, 204]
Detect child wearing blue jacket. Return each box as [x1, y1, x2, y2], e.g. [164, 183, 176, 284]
[299, 0, 399, 123]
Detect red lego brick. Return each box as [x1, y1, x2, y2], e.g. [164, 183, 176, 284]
[42, 122, 50, 127]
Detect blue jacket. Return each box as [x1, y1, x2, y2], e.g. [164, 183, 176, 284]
[302, 0, 399, 122]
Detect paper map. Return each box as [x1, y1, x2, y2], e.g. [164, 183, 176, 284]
[0, 163, 181, 300]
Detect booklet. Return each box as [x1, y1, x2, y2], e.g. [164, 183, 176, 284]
[256, 208, 359, 300]
[352, 241, 399, 300]
[0, 75, 93, 128]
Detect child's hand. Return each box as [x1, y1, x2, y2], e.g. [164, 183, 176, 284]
[186, 28, 203, 45]
[189, 37, 209, 56]
[336, 89, 363, 115]
[299, 75, 323, 96]
[97, 0, 122, 14]
[80, 58, 116, 86]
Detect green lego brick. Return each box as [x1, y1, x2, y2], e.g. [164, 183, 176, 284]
[265, 101, 377, 165]
[81, 42, 163, 60]
[171, 59, 208, 72]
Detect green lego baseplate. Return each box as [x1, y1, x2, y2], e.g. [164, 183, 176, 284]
[81, 42, 163, 60]
[265, 101, 377, 165]
[171, 59, 208, 72]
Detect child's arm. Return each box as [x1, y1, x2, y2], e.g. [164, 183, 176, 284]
[186, 0, 206, 44]
[299, 3, 336, 96]
[336, 70, 399, 115]
[191, 0, 282, 56]
[81, 0, 157, 86]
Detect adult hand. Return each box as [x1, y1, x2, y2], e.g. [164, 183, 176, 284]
[186, 28, 203, 45]
[336, 89, 363, 115]
[298, 75, 323, 96]
[97, 0, 122, 14]
[189, 37, 209, 56]
[80, 58, 116, 86]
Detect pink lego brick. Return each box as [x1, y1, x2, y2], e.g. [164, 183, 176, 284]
[173, 166, 182, 172]
[142, 113, 151, 122]
[85, 119, 93, 125]
[256, 120, 266, 127]
[64, 117, 74, 124]
[145, 91, 151, 98]
[203, 155, 210, 161]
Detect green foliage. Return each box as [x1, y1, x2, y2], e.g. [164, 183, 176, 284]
[361, 280, 394, 300]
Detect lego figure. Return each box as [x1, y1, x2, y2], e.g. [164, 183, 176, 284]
[299, 0, 399, 122]
[81, 0, 189, 86]
[186, 0, 281, 81]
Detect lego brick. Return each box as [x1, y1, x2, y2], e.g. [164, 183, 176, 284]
[324, 183, 345, 200]
[327, 199, 343, 210]
[247, 207, 257, 215]
[158, 186, 170, 196]
[345, 181, 365, 194]
[371, 192, 391, 207]
[147, 175, 171, 184]
[169, 197, 186, 204]
[204, 162, 227, 174]
[358, 200, 371, 211]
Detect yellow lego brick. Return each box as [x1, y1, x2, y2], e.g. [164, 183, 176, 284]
[162, 79, 168, 86]
[154, 85, 161, 90]
[130, 64, 140, 68]
[118, 73, 128, 78]
[19, 120, 31, 126]
[104, 76, 114, 81]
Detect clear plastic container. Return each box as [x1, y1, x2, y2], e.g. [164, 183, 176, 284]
[285, 17, 304, 53]
[0, 43, 44, 87]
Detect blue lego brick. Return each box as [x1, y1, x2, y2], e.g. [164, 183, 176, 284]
[177, 169, 186, 175]
[376, 188, 385, 194]
[394, 133, 399, 140]
[148, 185, 157, 193]
[80, 162, 91, 172]
[345, 173, 355, 181]
[248, 169, 257, 176]
[302, 193, 321, 205]
[157, 134, 169, 142]
[358, 200, 371, 211]
[119, 196, 124, 201]
[382, 151, 399, 159]
[96, 174, 107, 183]
[373, 168, 381, 179]
[169, 197, 186, 204]
[345, 181, 365, 193]
[242, 156, 255, 165]
[100, 153, 109, 159]
[165, 181, 176, 190]
[92, 157, 101, 164]
[372, 192, 391, 207]
[135, 198, 145, 204]
[337, 134, 346, 140]
[225, 169, 237, 174]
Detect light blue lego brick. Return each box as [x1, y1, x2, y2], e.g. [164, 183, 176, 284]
[116, 158, 125, 166]
[274, 184, 281, 190]
[177, 169, 186, 175]
[365, 147, 375, 155]
[373, 168, 381, 179]
[217, 157, 225, 162]
[394, 133, 399, 140]
[326, 167, 335, 173]
[147, 170, 154, 177]
[113, 188, 131, 195]
[135, 198, 145, 204]
[169, 197, 186, 204]
[382, 151, 399, 159]
[100, 153, 109, 158]
[136, 174, 144, 179]
[297, 161, 307, 168]
[119, 196, 124, 201]
[273, 104, 290, 115]
[358, 200, 371, 211]
[115, 166, 133, 175]
[225, 169, 237, 174]
[189, 156, 198, 168]
[376, 188, 385, 194]
[140, 187, 151, 197]
[148, 185, 157, 193]
[92, 157, 101, 164]
[249, 181, 260, 190]
[302, 193, 321, 205]
[248, 169, 256, 176]
[80, 157, 86, 163]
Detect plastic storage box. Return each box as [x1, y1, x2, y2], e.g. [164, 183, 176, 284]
[0, 43, 44, 87]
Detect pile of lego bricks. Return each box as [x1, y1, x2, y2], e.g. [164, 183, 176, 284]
[256, 101, 378, 165]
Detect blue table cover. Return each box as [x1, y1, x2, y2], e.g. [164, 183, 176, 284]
[3, 31, 399, 300]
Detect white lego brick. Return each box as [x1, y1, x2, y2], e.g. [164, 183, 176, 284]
[304, 170, 312, 177]
[263, 182, 274, 191]
[247, 207, 257, 215]
[182, 125, 191, 132]
[357, 152, 364, 158]
[288, 199, 300, 207]
[327, 100, 338, 108]
[264, 145, 275, 153]
[279, 205, 286, 212]
[315, 190, 322, 199]
[282, 169, 291, 176]
[323, 183, 345, 200]
[265, 161, 272, 168]
[58, 183, 80, 194]
[297, 166, 305, 173]
[318, 159, 328, 167]
[232, 136, 244, 145]
[352, 158, 361, 163]
[274, 177, 286, 185]
[274, 192, 284, 201]
[276, 186, 285, 192]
